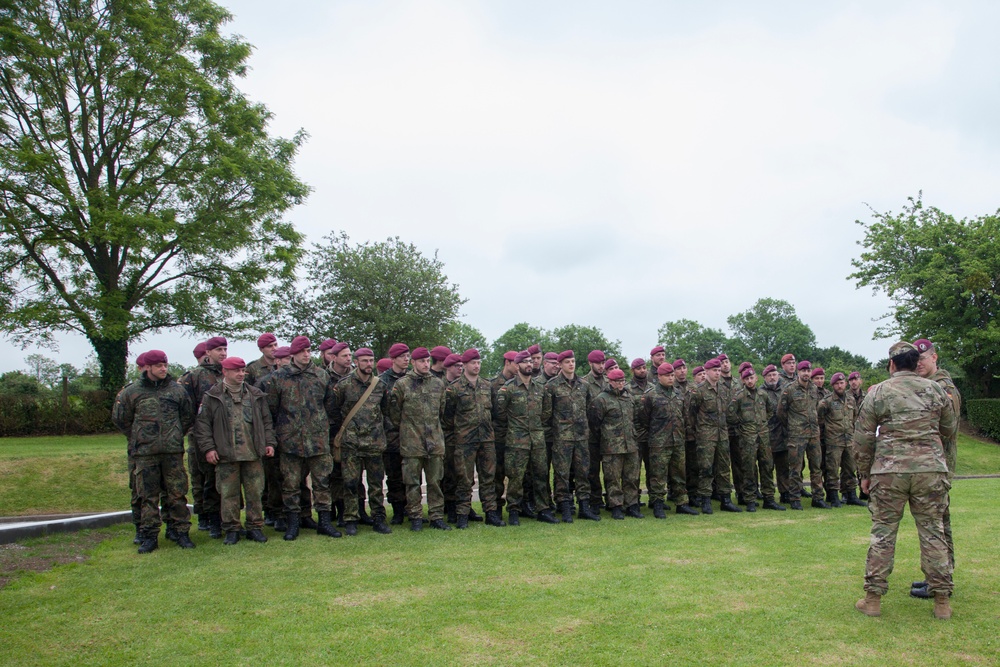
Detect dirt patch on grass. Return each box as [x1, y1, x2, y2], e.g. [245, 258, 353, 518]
[0, 531, 112, 589]
[329, 586, 429, 608]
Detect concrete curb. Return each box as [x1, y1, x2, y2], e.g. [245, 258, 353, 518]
[0, 510, 133, 545]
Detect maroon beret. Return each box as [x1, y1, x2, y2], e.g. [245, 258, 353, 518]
[587, 350, 605, 364]
[763, 364, 777, 375]
[289, 336, 311, 355]
[411, 347, 430, 360]
[717, 354, 729, 362]
[603, 358, 618, 370]
[503, 351, 517, 362]
[811, 367, 825, 378]
[650, 345, 665, 356]
[388, 343, 410, 359]
[607, 369, 626, 381]
[692, 366, 705, 376]
[205, 336, 228, 351]
[193, 342, 208, 360]
[355, 347, 374, 358]
[443, 353, 463, 368]
[631, 358, 645, 370]
[430, 346, 452, 361]
[657, 362, 674, 375]
[329, 342, 349, 355]
[740, 367, 754, 380]
[135, 352, 147, 367]
[914, 338, 934, 353]
[737, 361, 752, 373]
[514, 350, 531, 364]
[704, 359, 721, 370]
[781, 353, 795, 364]
[273, 346, 291, 359]
[544, 352, 559, 361]
[376, 358, 392, 373]
[144, 350, 168, 365]
[673, 359, 686, 368]
[221, 357, 246, 370]
[461, 348, 481, 363]
[830, 372, 846, 383]
[848, 371, 861, 381]
[557, 350, 574, 362]
[318, 338, 337, 352]
[257, 332, 277, 349]
[796, 360, 812, 371]
[527, 344, 541, 355]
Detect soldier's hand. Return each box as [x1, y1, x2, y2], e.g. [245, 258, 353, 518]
[861, 478, 870, 495]
[206, 450, 220, 465]
[265, 446, 275, 458]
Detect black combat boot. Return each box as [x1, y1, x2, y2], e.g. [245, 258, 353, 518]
[536, 509, 559, 524]
[223, 530, 240, 545]
[208, 513, 223, 539]
[700, 496, 714, 515]
[676, 503, 699, 515]
[300, 514, 319, 530]
[344, 521, 358, 536]
[844, 490, 867, 506]
[264, 511, 275, 527]
[317, 510, 342, 537]
[410, 517, 423, 531]
[485, 510, 506, 527]
[372, 517, 392, 534]
[560, 500, 574, 523]
[358, 499, 374, 526]
[745, 500, 757, 513]
[274, 514, 287, 531]
[137, 532, 158, 554]
[789, 500, 803, 510]
[508, 510, 520, 526]
[578, 500, 601, 521]
[626, 503, 644, 519]
[762, 498, 786, 511]
[165, 524, 179, 543]
[246, 529, 267, 543]
[467, 507, 484, 522]
[446, 501, 458, 524]
[811, 496, 831, 509]
[390, 502, 406, 525]
[521, 503, 537, 520]
[429, 519, 452, 530]
[283, 512, 300, 541]
[611, 506, 625, 520]
[456, 514, 469, 529]
[780, 492, 790, 504]
[829, 490, 842, 508]
[197, 514, 209, 531]
[175, 532, 196, 549]
[720, 494, 743, 513]
[737, 496, 747, 506]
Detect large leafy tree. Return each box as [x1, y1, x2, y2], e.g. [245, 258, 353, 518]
[726, 298, 817, 366]
[484, 323, 555, 375]
[656, 319, 732, 366]
[850, 195, 1000, 396]
[550, 323, 623, 370]
[279, 232, 467, 358]
[0, 0, 308, 396]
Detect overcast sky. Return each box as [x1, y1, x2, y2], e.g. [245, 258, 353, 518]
[5, 0, 1000, 373]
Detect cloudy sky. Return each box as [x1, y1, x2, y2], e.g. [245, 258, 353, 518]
[5, 0, 1000, 373]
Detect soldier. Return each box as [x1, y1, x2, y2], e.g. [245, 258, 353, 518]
[589, 368, 641, 519]
[628, 357, 652, 504]
[727, 366, 783, 512]
[266, 336, 342, 540]
[848, 371, 866, 407]
[376, 358, 392, 374]
[691, 365, 706, 385]
[441, 353, 466, 523]
[543, 350, 600, 522]
[778, 360, 831, 509]
[689, 359, 740, 514]
[318, 338, 338, 367]
[245, 333, 279, 387]
[444, 352, 463, 382]
[673, 359, 699, 502]
[324, 341, 352, 526]
[256, 345, 292, 530]
[528, 344, 543, 377]
[388, 346, 450, 531]
[718, 354, 745, 504]
[910, 338, 961, 600]
[649, 346, 667, 374]
[581, 350, 608, 508]
[381, 343, 411, 525]
[539, 352, 559, 383]
[429, 346, 452, 379]
[120, 353, 145, 545]
[494, 350, 556, 525]
[490, 351, 518, 512]
[637, 362, 699, 517]
[443, 348, 505, 528]
[182, 342, 208, 530]
[178, 336, 227, 537]
[811, 367, 830, 486]
[853, 341, 957, 620]
[330, 348, 392, 536]
[818, 372, 863, 508]
[778, 354, 797, 386]
[112, 350, 195, 553]
[761, 364, 790, 504]
[812, 368, 829, 397]
[194, 357, 276, 545]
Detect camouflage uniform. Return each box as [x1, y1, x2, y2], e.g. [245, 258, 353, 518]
[818, 390, 858, 493]
[490, 371, 516, 506]
[778, 380, 823, 501]
[245, 356, 278, 389]
[255, 369, 303, 519]
[851, 387, 867, 409]
[115, 381, 143, 532]
[929, 369, 961, 569]
[266, 361, 337, 514]
[628, 377, 653, 500]
[331, 370, 388, 522]
[443, 374, 498, 516]
[380, 367, 408, 509]
[637, 383, 689, 506]
[178, 361, 222, 518]
[726, 383, 776, 502]
[762, 379, 789, 497]
[853, 369, 957, 596]
[688, 380, 733, 499]
[326, 366, 349, 511]
[494, 376, 551, 514]
[588, 385, 640, 509]
[194, 381, 276, 532]
[720, 375, 745, 500]
[581, 371, 607, 504]
[543, 373, 591, 505]
[388, 370, 448, 521]
[111, 373, 194, 536]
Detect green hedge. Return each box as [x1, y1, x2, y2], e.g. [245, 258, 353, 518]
[966, 399, 1000, 441]
[0, 392, 113, 437]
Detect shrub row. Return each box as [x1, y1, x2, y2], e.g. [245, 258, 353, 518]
[965, 399, 1000, 442]
[0, 393, 113, 437]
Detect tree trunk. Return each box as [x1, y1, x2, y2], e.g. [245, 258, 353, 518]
[90, 336, 129, 398]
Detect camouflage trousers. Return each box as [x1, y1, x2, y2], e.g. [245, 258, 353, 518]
[455, 441, 498, 515]
[864, 472, 953, 596]
[786, 436, 823, 500]
[506, 445, 551, 513]
[128, 455, 141, 526]
[133, 453, 191, 534]
[494, 441, 507, 509]
[403, 455, 444, 520]
[638, 440, 651, 498]
[602, 451, 640, 509]
[647, 446, 687, 506]
[685, 439, 698, 499]
[383, 449, 406, 505]
[216, 460, 264, 532]
[262, 455, 283, 516]
[198, 458, 221, 515]
[587, 435, 604, 503]
[330, 460, 344, 504]
[773, 448, 791, 495]
[187, 439, 203, 514]
[443, 443, 458, 505]
[552, 439, 590, 504]
[343, 448, 386, 522]
[824, 445, 858, 492]
[739, 435, 775, 501]
[280, 451, 332, 513]
[696, 437, 733, 498]
[729, 432, 744, 500]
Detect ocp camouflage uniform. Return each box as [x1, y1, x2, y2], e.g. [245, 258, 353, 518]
[688, 380, 733, 500]
[443, 374, 498, 516]
[581, 371, 607, 504]
[112, 373, 194, 537]
[543, 373, 591, 506]
[194, 381, 276, 533]
[778, 380, 823, 501]
[637, 383, 689, 506]
[331, 370, 388, 523]
[818, 390, 858, 493]
[266, 361, 337, 515]
[494, 376, 551, 514]
[726, 383, 776, 503]
[380, 367, 408, 509]
[628, 377, 653, 501]
[178, 361, 223, 519]
[588, 385, 640, 509]
[762, 379, 789, 497]
[490, 371, 516, 506]
[853, 369, 957, 596]
[389, 371, 448, 521]
[929, 368, 961, 569]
